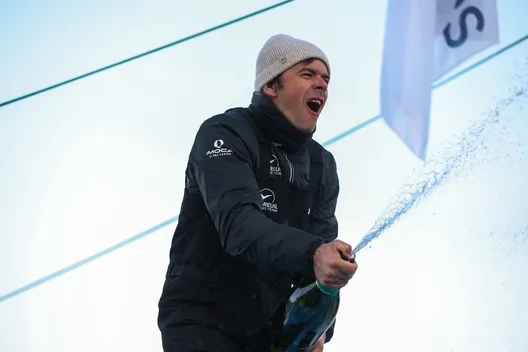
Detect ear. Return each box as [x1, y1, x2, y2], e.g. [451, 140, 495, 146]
[262, 83, 279, 99]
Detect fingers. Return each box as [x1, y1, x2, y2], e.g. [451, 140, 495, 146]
[334, 240, 353, 259]
[318, 276, 349, 289]
[306, 333, 325, 352]
[328, 246, 358, 287]
[318, 259, 358, 288]
[313, 240, 359, 289]
[311, 334, 325, 352]
[316, 268, 348, 288]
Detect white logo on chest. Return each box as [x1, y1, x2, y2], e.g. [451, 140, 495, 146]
[270, 154, 282, 176]
[260, 188, 278, 213]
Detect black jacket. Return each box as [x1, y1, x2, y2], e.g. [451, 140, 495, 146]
[158, 92, 341, 350]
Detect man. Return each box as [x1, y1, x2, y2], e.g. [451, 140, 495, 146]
[158, 34, 358, 352]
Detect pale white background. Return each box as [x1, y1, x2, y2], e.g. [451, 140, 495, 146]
[1, 1, 527, 351]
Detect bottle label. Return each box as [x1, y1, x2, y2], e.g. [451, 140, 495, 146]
[315, 281, 340, 296]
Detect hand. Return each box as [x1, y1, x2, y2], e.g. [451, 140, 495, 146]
[310, 332, 326, 352]
[313, 240, 358, 289]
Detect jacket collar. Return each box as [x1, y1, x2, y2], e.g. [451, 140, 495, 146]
[247, 91, 314, 153]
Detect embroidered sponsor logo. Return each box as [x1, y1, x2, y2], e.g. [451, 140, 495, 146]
[206, 139, 233, 158]
[270, 154, 281, 176]
[260, 188, 278, 213]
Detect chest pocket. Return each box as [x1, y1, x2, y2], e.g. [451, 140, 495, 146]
[253, 140, 323, 232]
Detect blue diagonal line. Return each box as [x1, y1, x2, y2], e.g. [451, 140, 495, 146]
[432, 34, 528, 89]
[0, 216, 179, 303]
[321, 114, 383, 146]
[0, 0, 295, 109]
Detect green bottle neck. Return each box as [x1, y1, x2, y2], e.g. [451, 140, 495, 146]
[315, 281, 340, 296]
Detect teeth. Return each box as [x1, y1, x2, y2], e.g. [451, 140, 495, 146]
[309, 99, 322, 106]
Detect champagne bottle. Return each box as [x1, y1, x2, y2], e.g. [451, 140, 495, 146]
[272, 251, 356, 352]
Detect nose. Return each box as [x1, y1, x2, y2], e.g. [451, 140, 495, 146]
[314, 75, 328, 90]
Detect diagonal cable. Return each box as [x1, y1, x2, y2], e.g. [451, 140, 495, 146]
[0, 0, 295, 109]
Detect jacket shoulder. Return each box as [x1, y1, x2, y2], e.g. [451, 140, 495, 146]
[201, 108, 255, 137]
[309, 140, 337, 170]
[196, 107, 260, 165]
[309, 140, 339, 198]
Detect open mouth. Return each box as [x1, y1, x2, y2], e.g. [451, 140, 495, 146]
[306, 99, 323, 114]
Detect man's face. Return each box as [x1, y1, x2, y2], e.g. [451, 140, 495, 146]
[262, 59, 330, 133]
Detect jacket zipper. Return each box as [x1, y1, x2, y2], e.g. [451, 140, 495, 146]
[283, 151, 294, 183]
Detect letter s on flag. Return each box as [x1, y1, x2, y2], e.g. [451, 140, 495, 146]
[379, 0, 499, 160]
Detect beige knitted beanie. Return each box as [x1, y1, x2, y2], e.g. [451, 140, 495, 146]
[254, 34, 330, 92]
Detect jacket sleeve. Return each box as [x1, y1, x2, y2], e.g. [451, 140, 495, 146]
[308, 149, 340, 243]
[188, 114, 325, 279]
[308, 149, 341, 344]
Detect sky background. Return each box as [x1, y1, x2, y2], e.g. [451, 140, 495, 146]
[1, 0, 527, 351]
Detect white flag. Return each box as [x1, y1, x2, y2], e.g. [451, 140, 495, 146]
[380, 0, 499, 160]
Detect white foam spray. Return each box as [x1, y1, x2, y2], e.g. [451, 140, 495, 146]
[354, 61, 528, 253]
